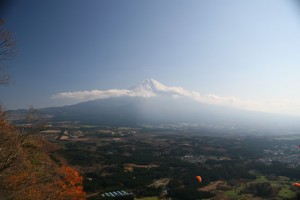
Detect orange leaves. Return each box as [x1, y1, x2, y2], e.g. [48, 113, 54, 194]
[60, 166, 83, 185]
[57, 166, 86, 200]
[3, 143, 87, 200]
[7, 171, 29, 185]
[0, 110, 86, 200]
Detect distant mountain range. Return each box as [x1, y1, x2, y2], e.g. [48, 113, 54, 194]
[9, 79, 300, 130]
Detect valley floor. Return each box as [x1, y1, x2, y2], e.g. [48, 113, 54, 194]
[36, 122, 300, 199]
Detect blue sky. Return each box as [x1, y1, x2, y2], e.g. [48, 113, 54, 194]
[1, 0, 300, 115]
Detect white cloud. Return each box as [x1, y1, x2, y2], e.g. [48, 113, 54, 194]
[52, 81, 300, 116]
[51, 89, 155, 101]
[191, 93, 300, 115]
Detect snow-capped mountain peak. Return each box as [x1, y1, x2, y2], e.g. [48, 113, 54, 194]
[130, 79, 168, 93]
[128, 78, 185, 98]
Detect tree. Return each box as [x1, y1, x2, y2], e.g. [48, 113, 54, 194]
[57, 165, 86, 200]
[0, 110, 86, 199]
[0, 18, 16, 85]
[24, 106, 46, 133]
[0, 109, 23, 176]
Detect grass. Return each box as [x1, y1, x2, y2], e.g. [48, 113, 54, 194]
[81, 125, 100, 128]
[278, 176, 290, 181]
[277, 186, 297, 199]
[270, 182, 281, 187]
[194, 175, 300, 200]
[251, 175, 297, 199]
[135, 197, 159, 200]
[224, 190, 239, 199]
[235, 183, 246, 193]
[254, 176, 268, 183]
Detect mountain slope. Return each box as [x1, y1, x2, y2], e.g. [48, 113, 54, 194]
[10, 79, 300, 129]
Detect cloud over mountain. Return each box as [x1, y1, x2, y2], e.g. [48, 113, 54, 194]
[52, 89, 139, 100]
[52, 79, 300, 116]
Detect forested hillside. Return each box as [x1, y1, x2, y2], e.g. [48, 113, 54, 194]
[0, 109, 86, 199]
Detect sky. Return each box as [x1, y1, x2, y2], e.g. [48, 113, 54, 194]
[1, 0, 300, 116]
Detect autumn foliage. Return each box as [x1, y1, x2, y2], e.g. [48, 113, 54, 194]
[57, 166, 86, 200]
[0, 110, 86, 199]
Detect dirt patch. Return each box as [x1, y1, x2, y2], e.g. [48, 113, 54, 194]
[124, 163, 159, 172]
[201, 181, 225, 191]
[70, 138, 89, 141]
[148, 178, 171, 188]
[40, 130, 61, 134]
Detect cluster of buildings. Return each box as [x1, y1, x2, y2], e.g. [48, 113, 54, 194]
[181, 154, 231, 164]
[259, 144, 300, 168]
[97, 129, 137, 136]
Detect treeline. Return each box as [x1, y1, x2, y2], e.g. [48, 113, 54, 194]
[0, 110, 86, 199]
[248, 161, 300, 179]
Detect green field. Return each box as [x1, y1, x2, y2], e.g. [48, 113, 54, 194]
[135, 197, 159, 200]
[278, 186, 297, 199]
[224, 190, 239, 199]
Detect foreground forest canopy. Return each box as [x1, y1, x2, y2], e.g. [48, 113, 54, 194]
[0, 110, 86, 200]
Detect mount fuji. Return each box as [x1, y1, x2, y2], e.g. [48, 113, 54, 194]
[52, 79, 194, 101]
[11, 79, 300, 129]
[130, 79, 183, 97]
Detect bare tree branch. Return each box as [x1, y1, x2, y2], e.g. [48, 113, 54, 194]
[0, 19, 16, 85]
